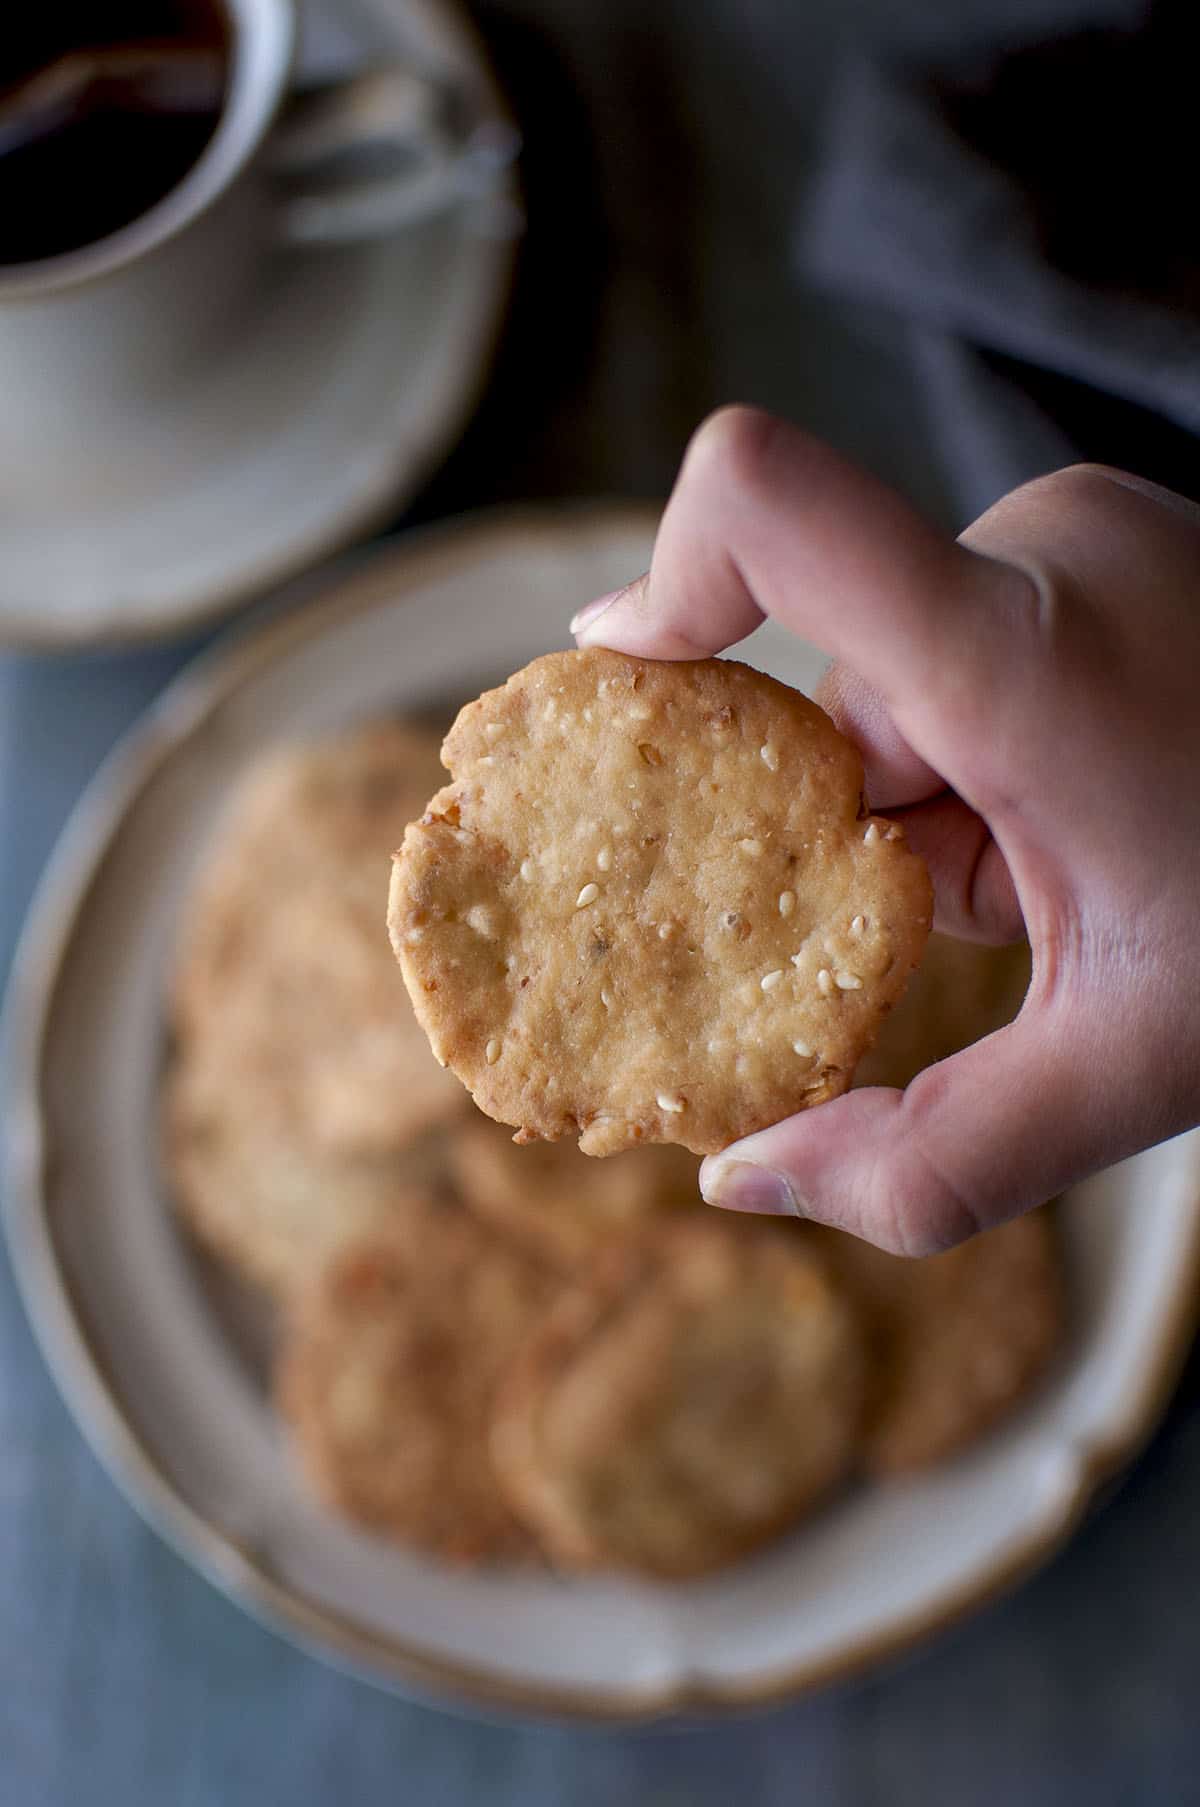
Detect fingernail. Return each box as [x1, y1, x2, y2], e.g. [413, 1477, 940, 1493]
[699, 1158, 801, 1217]
[569, 587, 626, 637]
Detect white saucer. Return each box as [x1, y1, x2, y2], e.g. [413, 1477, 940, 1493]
[5, 507, 1200, 1720]
[0, 0, 517, 648]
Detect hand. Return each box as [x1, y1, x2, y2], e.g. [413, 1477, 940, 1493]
[571, 407, 1200, 1252]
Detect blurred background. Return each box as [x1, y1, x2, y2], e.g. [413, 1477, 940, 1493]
[3, 0, 1199, 1801]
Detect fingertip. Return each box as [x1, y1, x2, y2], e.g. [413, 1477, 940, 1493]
[699, 1155, 803, 1217]
[678, 403, 792, 500]
[573, 572, 724, 658]
[701, 1091, 961, 1254]
[569, 584, 631, 639]
[571, 574, 656, 646]
[577, 619, 715, 658]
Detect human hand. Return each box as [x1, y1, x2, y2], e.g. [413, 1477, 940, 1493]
[571, 407, 1200, 1252]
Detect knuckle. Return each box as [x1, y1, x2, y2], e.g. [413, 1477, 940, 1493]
[682, 404, 783, 497]
[1006, 462, 1131, 519]
[873, 1082, 992, 1256]
[965, 464, 1134, 578]
[1062, 462, 1164, 522]
[877, 1155, 986, 1257]
[1032, 464, 1200, 531]
[1055, 460, 1131, 489]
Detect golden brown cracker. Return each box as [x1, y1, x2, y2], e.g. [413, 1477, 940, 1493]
[813, 1211, 1064, 1475]
[390, 649, 932, 1156]
[171, 721, 465, 1158]
[163, 1051, 450, 1297]
[491, 1218, 865, 1576]
[277, 1210, 554, 1563]
[448, 1113, 700, 1268]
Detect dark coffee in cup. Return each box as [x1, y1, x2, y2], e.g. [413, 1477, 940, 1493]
[0, 2, 231, 266]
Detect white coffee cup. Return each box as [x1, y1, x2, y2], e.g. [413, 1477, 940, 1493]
[0, 0, 515, 416]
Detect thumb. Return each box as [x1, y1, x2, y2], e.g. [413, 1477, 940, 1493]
[699, 998, 1110, 1253]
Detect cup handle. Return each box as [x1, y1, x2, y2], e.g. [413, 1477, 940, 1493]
[269, 65, 521, 246]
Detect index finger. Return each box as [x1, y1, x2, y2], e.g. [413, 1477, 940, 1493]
[573, 407, 1035, 714]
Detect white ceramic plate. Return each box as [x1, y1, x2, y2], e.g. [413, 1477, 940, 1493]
[5, 507, 1200, 1721]
[0, 0, 517, 648]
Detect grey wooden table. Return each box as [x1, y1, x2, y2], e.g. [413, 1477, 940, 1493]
[3, 2, 1199, 1801]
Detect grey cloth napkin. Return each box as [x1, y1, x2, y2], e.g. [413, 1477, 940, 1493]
[801, 0, 1200, 518]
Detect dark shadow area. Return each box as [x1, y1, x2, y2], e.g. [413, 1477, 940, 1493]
[984, 350, 1200, 497]
[408, 12, 609, 518]
[935, 0, 1198, 298]
[411, 3, 711, 517]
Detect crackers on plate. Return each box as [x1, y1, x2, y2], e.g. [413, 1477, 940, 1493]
[166, 723, 467, 1294]
[490, 1218, 865, 1576]
[448, 1114, 700, 1269]
[277, 1208, 552, 1563]
[172, 722, 464, 1158]
[159, 713, 1065, 1581]
[812, 1210, 1063, 1475]
[163, 1051, 449, 1298]
[389, 648, 933, 1156]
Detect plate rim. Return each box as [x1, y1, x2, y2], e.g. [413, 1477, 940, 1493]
[5, 505, 1200, 1723]
[0, 0, 519, 652]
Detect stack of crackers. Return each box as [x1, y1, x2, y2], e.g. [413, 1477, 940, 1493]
[163, 716, 1063, 1581]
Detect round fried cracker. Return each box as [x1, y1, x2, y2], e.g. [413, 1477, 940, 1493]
[389, 649, 932, 1156]
[163, 1051, 449, 1298]
[812, 1211, 1064, 1475]
[277, 1212, 553, 1563]
[448, 1113, 701, 1268]
[491, 1218, 865, 1577]
[172, 721, 464, 1156]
